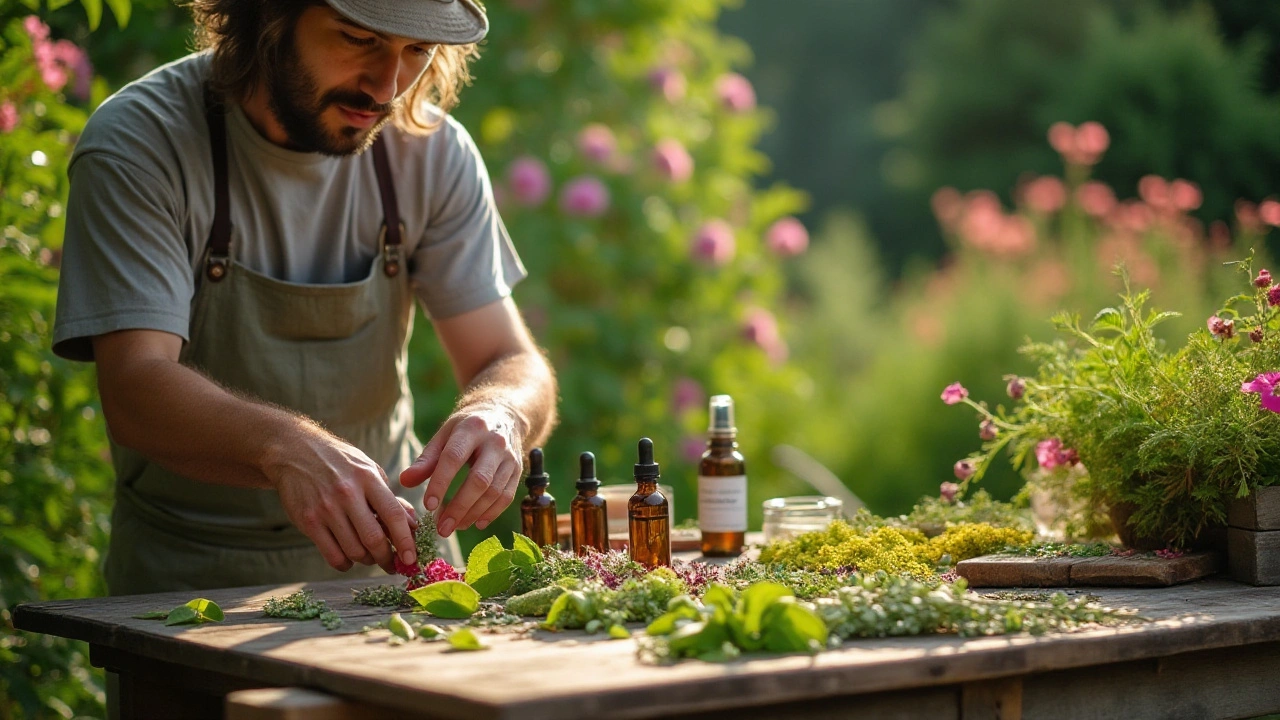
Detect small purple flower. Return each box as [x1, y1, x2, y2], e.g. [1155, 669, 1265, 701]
[715, 72, 756, 113]
[691, 219, 735, 266]
[506, 156, 551, 207]
[1242, 372, 1280, 413]
[1256, 269, 1272, 289]
[940, 481, 961, 502]
[576, 123, 616, 165]
[1208, 315, 1236, 339]
[1007, 377, 1026, 400]
[979, 420, 998, 441]
[1269, 286, 1280, 308]
[765, 217, 809, 257]
[647, 67, 687, 103]
[1036, 438, 1063, 469]
[559, 175, 610, 217]
[952, 461, 975, 481]
[652, 138, 694, 183]
[941, 382, 969, 405]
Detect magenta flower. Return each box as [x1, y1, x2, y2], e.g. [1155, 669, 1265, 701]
[1075, 181, 1117, 218]
[1022, 176, 1066, 214]
[652, 138, 694, 183]
[690, 219, 735, 266]
[506, 156, 551, 207]
[423, 558, 462, 583]
[647, 67, 687, 103]
[23, 15, 49, 42]
[940, 481, 961, 503]
[715, 72, 756, 113]
[1242, 372, 1280, 413]
[0, 102, 17, 134]
[1269, 286, 1280, 308]
[742, 308, 788, 364]
[1207, 315, 1236, 339]
[1036, 438, 1080, 470]
[979, 420, 998, 441]
[671, 377, 705, 415]
[765, 217, 809, 257]
[1047, 121, 1109, 166]
[941, 382, 969, 405]
[559, 175, 610, 217]
[1256, 269, 1273, 289]
[1261, 200, 1280, 228]
[576, 123, 616, 165]
[1007, 377, 1026, 400]
[1170, 179, 1202, 213]
[52, 39, 92, 101]
[953, 460, 976, 481]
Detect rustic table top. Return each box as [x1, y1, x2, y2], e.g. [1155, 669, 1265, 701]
[14, 578, 1280, 720]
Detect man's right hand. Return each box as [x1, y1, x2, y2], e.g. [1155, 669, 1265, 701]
[93, 329, 419, 574]
[266, 430, 420, 573]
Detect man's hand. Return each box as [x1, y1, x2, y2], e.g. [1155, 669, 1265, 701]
[268, 429, 421, 573]
[399, 405, 524, 537]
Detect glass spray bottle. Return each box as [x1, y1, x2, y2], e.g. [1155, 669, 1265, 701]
[698, 395, 747, 556]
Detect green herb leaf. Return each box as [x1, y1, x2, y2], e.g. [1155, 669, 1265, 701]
[608, 624, 631, 640]
[163, 605, 199, 626]
[760, 601, 827, 653]
[465, 537, 515, 598]
[185, 598, 224, 622]
[739, 582, 792, 636]
[446, 627, 489, 651]
[464, 536, 506, 585]
[701, 584, 736, 613]
[132, 610, 170, 620]
[409, 580, 480, 619]
[510, 533, 543, 568]
[388, 612, 416, 641]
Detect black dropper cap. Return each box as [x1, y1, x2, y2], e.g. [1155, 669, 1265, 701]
[634, 438, 661, 481]
[526, 448, 549, 489]
[576, 452, 599, 491]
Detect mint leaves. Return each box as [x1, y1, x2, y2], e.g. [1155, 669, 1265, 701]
[463, 533, 543, 598]
[408, 580, 480, 619]
[132, 598, 224, 626]
[644, 582, 828, 661]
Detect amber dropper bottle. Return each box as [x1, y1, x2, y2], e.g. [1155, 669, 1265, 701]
[628, 438, 671, 568]
[570, 452, 608, 556]
[698, 395, 747, 557]
[520, 448, 557, 548]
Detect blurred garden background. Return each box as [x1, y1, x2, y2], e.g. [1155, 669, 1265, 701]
[4, 0, 1280, 715]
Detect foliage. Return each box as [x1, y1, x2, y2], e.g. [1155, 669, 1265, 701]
[464, 533, 543, 598]
[640, 582, 827, 662]
[503, 584, 567, 617]
[1003, 542, 1115, 559]
[261, 590, 342, 630]
[408, 580, 481, 619]
[813, 571, 1135, 640]
[508, 546, 589, 596]
[132, 598, 224, 625]
[901, 489, 1034, 535]
[541, 570, 688, 634]
[351, 584, 415, 609]
[445, 627, 489, 652]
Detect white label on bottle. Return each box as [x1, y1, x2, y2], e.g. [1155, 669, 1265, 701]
[698, 475, 747, 533]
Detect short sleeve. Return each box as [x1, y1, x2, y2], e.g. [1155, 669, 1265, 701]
[52, 152, 193, 361]
[409, 118, 526, 319]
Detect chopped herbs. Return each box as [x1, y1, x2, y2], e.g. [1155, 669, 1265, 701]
[262, 589, 342, 630]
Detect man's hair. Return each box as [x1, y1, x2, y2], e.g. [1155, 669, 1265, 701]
[188, 0, 479, 134]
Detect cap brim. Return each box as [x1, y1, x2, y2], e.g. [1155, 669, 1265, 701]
[325, 0, 488, 45]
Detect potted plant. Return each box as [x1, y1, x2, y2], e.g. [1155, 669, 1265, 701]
[942, 262, 1280, 582]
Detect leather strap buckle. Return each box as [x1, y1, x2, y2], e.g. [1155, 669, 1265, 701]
[380, 223, 406, 278]
[206, 253, 229, 282]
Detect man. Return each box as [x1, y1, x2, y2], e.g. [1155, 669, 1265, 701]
[52, 0, 557, 595]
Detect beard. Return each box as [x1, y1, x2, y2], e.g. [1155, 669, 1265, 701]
[264, 31, 398, 156]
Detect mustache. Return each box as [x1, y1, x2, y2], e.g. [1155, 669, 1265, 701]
[322, 88, 397, 115]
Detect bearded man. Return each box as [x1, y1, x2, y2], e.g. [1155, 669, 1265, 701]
[52, 0, 557, 596]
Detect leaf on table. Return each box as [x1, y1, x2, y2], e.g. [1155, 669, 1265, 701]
[408, 580, 480, 619]
[185, 598, 224, 622]
[388, 613, 416, 641]
[446, 627, 488, 651]
[132, 610, 170, 620]
[164, 605, 199, 626]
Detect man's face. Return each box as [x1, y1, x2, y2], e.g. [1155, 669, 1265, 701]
[266, 6, 438, 156]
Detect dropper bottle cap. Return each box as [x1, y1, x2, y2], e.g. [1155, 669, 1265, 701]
[707, 395, 736, 435]
[526, 448, 549, 489]
[576, 452, 600, 491]
[634, 438, 661, 481]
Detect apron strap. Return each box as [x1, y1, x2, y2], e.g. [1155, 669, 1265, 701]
[203, 86, 233, 283]
[370, 135, 405, 278]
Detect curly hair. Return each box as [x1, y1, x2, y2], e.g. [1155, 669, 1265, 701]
[187, 0, 479, 134]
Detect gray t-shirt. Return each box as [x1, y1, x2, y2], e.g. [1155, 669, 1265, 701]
[53, 52, 526, 361]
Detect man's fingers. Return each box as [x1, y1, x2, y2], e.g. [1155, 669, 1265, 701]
[371, 490, 418, 566]
[328, 510, 376, 567]
[468, 458, 521, 531]
[396, 496, 419, 530]
[307, 525, 354, 572]
[439, 446, 505, 535]
[425, 433, 482, 534]
[399, 417, 457, 492]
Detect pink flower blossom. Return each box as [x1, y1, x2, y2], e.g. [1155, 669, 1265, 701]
[1251, 327, 1265, 344]
[742, 308, 787, 363]
[940, 481, 961, 503]
[1047, 121, 1109, 165]
[1237, 200, 1264, 233]
[0, 102, 18, 134]
[1269, 286, 1280, 308]
[1075, 122, 1110, 159]
[1007, 377, 1026, 400]
[1022, 176, 1066, 214]
[714, 72, 756, 113]
[1036, 438, 1080, 470]
[506, 156, 551, 207]
[931, 187, 964, 230]
[1075, 181, 1117, 218]
[1255, 269, 1272, 289]
[1170, 179, 1202, 212]
[690, 219, 735, 266]
[1138, 175, 1170, 209]
[647, 67, 687, 103]
[672, 377, 705, 415]
[576, 123, 616, 165]
[1154, 548, 1185, 560]
[423, 558, 461, 583]
[53, 39, 92, 101]
[652, 138, 693, 183]
[1241, 372, 1280, 413]
[765, 217, 809, 257]
[979, 419, 998, 441]
[941, 382, 969, 405]
[1261, 200, 1280, 227]
[953, 461, 975, 481]
[559, 175, 610, 217]
[23, 16, 49, 42]
[1208, 315, 1236, 339]
[681, 435, 705, 464]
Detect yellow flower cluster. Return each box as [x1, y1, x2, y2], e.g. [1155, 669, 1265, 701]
[759, 521, 1033, 577]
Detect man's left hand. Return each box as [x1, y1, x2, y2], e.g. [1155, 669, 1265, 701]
[399, 405, 524, 536]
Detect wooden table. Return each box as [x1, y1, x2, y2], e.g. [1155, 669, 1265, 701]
[14, 578, 1280, 720]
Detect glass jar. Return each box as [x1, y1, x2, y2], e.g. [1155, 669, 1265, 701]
[761, 496, 843, 544]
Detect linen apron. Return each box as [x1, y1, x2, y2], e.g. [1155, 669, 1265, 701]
[103, 92, 460, 596]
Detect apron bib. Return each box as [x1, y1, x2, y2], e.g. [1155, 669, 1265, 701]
[104, 91, 459, 595]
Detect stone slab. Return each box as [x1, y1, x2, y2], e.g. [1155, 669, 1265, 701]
[957, 552, 1220, 588]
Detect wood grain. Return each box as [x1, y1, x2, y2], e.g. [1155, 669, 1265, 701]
[1227, 486, 1280, 531]
[956, 552, 1219, 588]
[15, 579, 1280, 720]
[1228, 527, 1280, 586]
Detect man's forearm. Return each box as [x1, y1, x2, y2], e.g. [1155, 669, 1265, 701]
[453, 348, 557, 451]
[98, 356, 316, 489]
